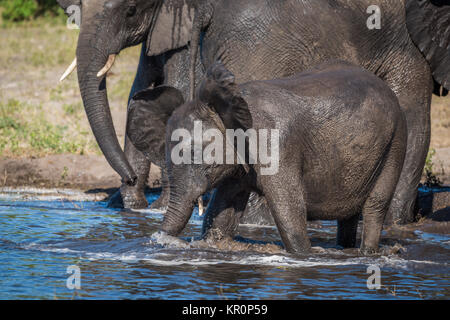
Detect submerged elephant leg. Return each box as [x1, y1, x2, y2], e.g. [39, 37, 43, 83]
[120, 135, 150, 208]
[107, 135, 150, 209]
[150, 166, 170, 210]
[337, 214, 360, 248]
[202, 182, 250, 241]
[241, 192, 275, 226]
[261, 174, 310, 254]
[108, 45, 165, 209]
[385, 57, 432, 225]
[361, 127, 406, 254]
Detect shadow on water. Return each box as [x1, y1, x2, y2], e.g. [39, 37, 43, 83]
[0, 189, 448, 299]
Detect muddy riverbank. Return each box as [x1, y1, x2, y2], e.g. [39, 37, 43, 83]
[0, 154, 162, 199]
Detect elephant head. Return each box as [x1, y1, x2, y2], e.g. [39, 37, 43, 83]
[127, 62, 252, 235]
[57, 0, 196, 184]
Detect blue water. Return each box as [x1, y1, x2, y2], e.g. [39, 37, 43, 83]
[418, 185, 450, 194]
[0, 190, 449, 299]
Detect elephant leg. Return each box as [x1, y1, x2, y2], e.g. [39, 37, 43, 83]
[120, 136, 150, 208]
[261, 174, 310, 254]
[361, 129, 405, 255]
[108, 44, 165, 209]
[107, 136, 150, 209]
[240, 192, 275, 226]
[336, 214, 360, 248]
[385, 56, 432, 224]
[202, 182, 250, 241]
[107, 125, 150, 210]
[118, 46, 202, 209]
[150, 165, 170, 210]
[360, 204, 385, 255]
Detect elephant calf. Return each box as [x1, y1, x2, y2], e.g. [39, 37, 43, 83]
[127, 61, 407, 254]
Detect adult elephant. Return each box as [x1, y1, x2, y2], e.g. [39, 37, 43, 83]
[57, 0, 450, 224]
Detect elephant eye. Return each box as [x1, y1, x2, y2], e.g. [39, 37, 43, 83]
[127, 5, 136, 17]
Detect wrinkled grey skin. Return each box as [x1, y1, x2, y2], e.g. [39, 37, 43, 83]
[128, 61, 407, 254]
[57, 0, 450, 224]
[57, 0, 200, 209]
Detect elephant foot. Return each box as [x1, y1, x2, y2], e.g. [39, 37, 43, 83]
[203, 228, 229, 243]
[107, 185, 148, 209]
[359, 247, 380, 256]
[285, 239, 311, 255]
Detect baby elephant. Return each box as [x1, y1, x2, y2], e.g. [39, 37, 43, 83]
[127, 61, 406, 255]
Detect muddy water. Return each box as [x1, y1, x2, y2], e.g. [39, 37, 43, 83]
[0, 189, 448, 299]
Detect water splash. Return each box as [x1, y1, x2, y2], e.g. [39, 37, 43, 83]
[1, 189, 449, 299]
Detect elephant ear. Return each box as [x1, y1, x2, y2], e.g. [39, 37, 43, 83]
[406, 0, 450, 93]
[146, 1, 195, 56]
[127, 86, 185, 166]
[198, 62, 252, 131]
[56, 0, 81, 14]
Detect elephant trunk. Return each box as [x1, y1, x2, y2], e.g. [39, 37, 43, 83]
[161, 184, 196, 236]
[76, 38, 137, 186]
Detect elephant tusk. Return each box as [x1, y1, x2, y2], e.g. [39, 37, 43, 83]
[198, 196, 204, 216]
[59, 58, 77, 82]
[97, 54, 116, 78]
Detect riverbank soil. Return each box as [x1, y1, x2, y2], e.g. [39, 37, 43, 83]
[0, 154, 162, 197]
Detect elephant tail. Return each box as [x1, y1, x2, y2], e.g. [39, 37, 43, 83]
[406, 0, 450, 96]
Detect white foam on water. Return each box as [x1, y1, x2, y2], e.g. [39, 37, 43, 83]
[0, 187, 82, 195]
[133, 208, 166, 215]
[0, 187, 104, 201]
[239, 223, 278, 229]
[21, 239, 447, 271]
[149, 231, 191, 249]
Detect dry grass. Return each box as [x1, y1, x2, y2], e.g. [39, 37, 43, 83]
[430, 95, 450, 149]
[0, 13, 140, 158]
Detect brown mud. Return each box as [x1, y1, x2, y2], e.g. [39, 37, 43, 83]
[0, 154, 162, 199]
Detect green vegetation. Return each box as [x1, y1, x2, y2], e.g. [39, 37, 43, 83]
[0, 99, 99, 156]
[423, 148, 442, 187]
[0, 0, 63, 22]
[0, 12, 140, 158]
[61, 166, 68, 180]
[424, 148, 436, 174]
[1, 0, 37, 22]
[0, 11, 97, 157]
